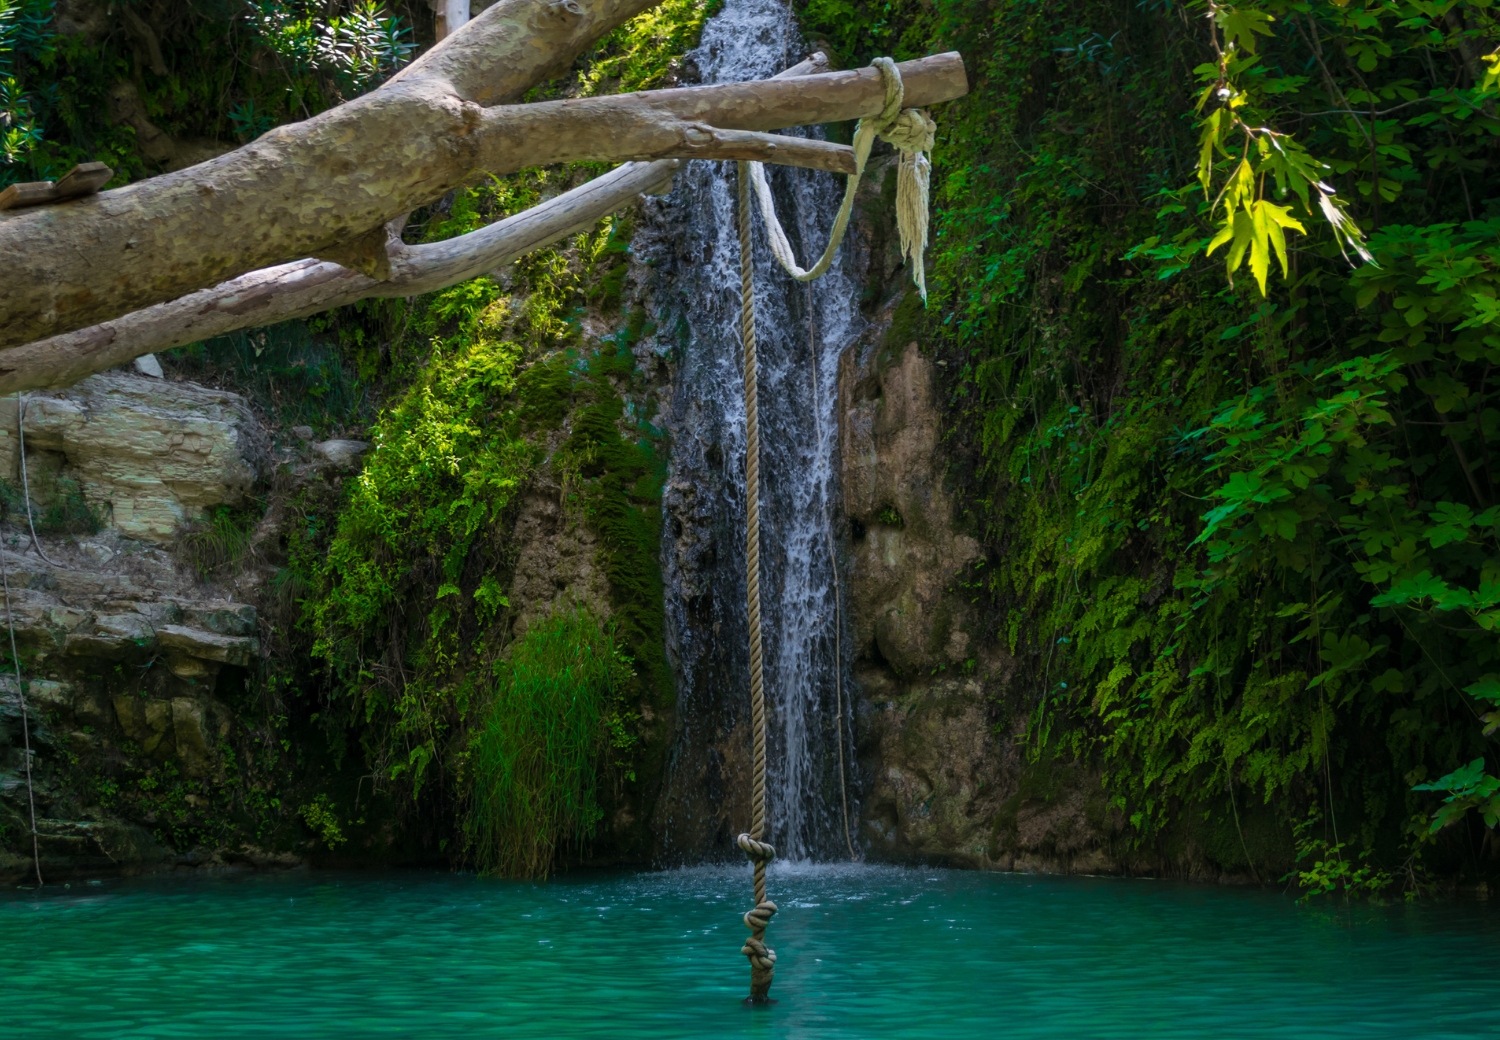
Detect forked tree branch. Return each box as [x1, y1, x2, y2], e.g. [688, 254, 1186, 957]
[0, 56, 851, 394]
[0, 0, 965, 349]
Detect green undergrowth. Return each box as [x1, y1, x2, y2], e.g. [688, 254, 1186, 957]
[302, 213, 669, 872]
[168, 320, 369, 436]
[0, 475, 103, 536]
[799, 0, 1500, 886]
[3, 0, 702, 876]
[466, 609, 635, 877]
[180, 502, 264, 581]
[292, 1, 706, 874]
[1, 0, 419, 187]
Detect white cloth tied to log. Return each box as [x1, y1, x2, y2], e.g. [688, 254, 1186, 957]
[745, 56, 937, 300]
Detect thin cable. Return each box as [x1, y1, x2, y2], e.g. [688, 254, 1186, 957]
[16, 395, 58, 567]
[2, 525, 43, 887]
[806, 281, 856, 862]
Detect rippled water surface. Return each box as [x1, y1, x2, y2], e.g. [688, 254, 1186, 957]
[5, 864, 1495, 1039]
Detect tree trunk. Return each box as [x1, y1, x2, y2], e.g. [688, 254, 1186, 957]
[0, 0, 966, 350]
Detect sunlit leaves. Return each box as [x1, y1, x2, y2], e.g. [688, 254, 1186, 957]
[1205, 195, 1305, 295]
[1182, 1, 1377, 295]
[244, 0, 413, 98]
[1212, 4, 1273, 54]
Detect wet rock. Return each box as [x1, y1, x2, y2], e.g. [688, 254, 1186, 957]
[171, 697, 229, 777]
[113, 695, 175, 754]
[839, 339, 984, 678]
[840, 332, 1124, 874]
[508, 488, 612, 639]
[157, 625, 257, 667]
[23, 818, 171, 880]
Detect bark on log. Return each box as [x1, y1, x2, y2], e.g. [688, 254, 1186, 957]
[0, 53, 839, 394]
[0, 0, 966, 351]
[0, 0, 661, 349]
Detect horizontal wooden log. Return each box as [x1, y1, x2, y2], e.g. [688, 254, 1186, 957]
[0, 160, 680, 393]
[0, 54, 845, 393]
[0, 18, 965, 350]
[0, 0, 662, 349]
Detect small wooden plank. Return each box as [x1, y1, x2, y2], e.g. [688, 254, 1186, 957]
[0, 180, 58, 212]
[0, 163, 113, 212]
[52, 162, 113, 199]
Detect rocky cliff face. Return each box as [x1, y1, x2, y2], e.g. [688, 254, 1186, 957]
[838, 322, 1129, 875]
[0, 371, 271, 881]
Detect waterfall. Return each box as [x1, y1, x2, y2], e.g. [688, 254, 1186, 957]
[647, 0, 863, 863]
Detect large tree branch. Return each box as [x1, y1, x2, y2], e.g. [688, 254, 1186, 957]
[0, 55, 843, 394]
[0, 0, 661, 349]
[0, 160, 680, 393]
[0, 0, 966, 351]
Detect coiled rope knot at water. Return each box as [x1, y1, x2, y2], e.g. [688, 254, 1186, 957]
[732, 56, 935, 1003]
[736, 834, 778, 975]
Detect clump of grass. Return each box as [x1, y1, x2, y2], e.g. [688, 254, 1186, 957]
[39, 479, 104, 535]
[165, 320, 368, 434]
[466, 609, 633, 878]
[180, 503, 261, 579]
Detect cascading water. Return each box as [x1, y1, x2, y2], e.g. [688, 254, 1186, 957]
[647, 0, 862, 863]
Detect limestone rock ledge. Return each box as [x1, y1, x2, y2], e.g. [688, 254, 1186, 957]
[0, 372, 267, 543]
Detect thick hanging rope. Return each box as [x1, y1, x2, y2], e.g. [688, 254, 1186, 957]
[731, 53, 934, 1003]
[735, 159, 779, 1003]
[745, 57, 936, 300]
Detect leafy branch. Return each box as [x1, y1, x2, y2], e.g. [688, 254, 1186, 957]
[1195, 0, 1371, 294]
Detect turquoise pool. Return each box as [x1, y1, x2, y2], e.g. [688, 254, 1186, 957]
[3, 863, 1495, 1038]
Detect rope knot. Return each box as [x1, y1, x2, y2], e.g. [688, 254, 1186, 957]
[879, 108, 936, 154]
[741, 934, 778, 971]
[743, 897, 778, 932]
[736, 832, 776, 864]
[743, 55, 935, 301]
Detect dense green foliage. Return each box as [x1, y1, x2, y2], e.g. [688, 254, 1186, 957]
[0, 0, 419, 187]
[800, 0, 1500, 883]
[467, 609, 634, 877]
[293, 3, 707, 871]
[4, 0, 706, 872]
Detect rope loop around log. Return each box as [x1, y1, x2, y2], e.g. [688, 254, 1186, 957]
[744, 55, 937, 299]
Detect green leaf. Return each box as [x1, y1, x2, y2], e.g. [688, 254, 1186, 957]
[1464, 676, 1500, 706]
[1215, 6, 1274, 55]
